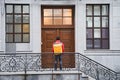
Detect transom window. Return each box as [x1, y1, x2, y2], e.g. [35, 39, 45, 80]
[86, 4, 109, 49]
[5, 4, 30, 43]
[42, 6, 74, 26]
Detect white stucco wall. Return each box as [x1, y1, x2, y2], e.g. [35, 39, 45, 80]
[83, 0, 120, 72]
[0, 0, 5, 52]
[30, 3, 41, 53]
[0, 0, 120, 71]
[4, 0, 41, 53]
[0, 1, 2, 51]
[111, 1, 120, 50]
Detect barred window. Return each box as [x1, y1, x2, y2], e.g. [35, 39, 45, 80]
[86, 4, 109, 49]
[5, 4, 30, 43]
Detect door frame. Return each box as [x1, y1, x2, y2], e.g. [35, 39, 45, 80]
[41, 5, 75, 52]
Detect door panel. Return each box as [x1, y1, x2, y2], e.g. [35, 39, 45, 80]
[42, 28, 74, 52]
[59, 29, 74, 52]
[42, 28, 75, 68]
[41, 5, 75, 68]
[59, 29, 75, 68]
[42, 29, 57, 52]
[41, 29, 56, 68]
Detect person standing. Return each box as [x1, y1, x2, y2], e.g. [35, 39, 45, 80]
[52, 36, 64, 70]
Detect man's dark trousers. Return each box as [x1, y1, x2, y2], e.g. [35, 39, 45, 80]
[54, 54, 62, 70]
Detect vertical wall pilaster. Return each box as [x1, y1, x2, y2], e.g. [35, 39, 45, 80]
[0, 0, 5, 52]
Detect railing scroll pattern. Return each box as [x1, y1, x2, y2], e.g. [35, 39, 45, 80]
[0, 53, 120, 80]
[78, 53, 118, 80]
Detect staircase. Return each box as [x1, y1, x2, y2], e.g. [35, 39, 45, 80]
[0, 53, 120, 80]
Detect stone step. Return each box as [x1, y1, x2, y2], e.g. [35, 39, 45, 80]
[0, 71, 93, 80]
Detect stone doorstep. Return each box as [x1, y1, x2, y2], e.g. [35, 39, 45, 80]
[27, 70, 82, 75]
[0, 71, 82, 75]
[0, 71, 94, 80]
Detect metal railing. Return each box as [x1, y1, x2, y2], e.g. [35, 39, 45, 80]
[78, 53, 119, 80]
[0, 53, 120, 80]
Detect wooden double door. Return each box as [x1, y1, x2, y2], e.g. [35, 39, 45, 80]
[41, 5, 75, 68]
[42, 28, 74, 52]
[41, 28, 75, 68]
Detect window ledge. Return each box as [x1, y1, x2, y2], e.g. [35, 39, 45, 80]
[84, 49, 120, 56]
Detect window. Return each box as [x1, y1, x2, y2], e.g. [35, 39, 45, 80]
[86, 4, 109, 49]
[42, 6, 73, 26]
[5, 4, 30, 43]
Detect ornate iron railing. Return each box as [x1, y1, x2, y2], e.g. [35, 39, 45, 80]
[0, 53, 120, 80]
[78, 53, 119, 80]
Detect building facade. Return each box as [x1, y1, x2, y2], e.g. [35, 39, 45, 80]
[0, 0, 120, 73]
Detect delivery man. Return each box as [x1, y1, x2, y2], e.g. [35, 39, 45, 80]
[52, 36, 64, 70]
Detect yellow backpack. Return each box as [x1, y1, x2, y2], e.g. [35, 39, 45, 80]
[53, 43, 62, 55]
